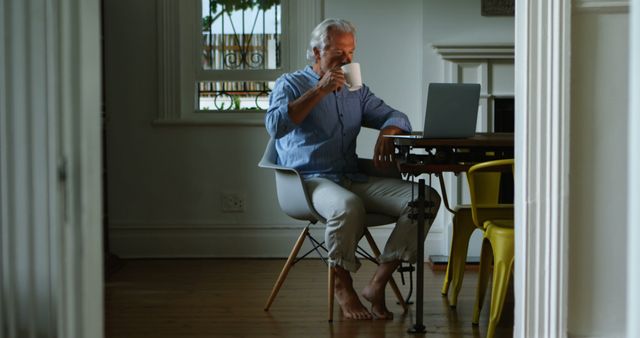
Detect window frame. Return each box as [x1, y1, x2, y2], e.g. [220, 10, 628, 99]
[196, 0, 288, 115]
[155, 0, 322, 126]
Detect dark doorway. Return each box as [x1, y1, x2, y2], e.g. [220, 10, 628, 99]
[495, 97, 514, 203]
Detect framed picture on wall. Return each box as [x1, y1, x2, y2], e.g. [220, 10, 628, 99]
[481, 0, 515, 16]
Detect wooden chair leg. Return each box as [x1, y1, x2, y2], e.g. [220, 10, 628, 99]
[264, 226, 310, 311]
[363, 229, 408, 311]
[328, 266, 335, 322]
[387, 276, 407, 312]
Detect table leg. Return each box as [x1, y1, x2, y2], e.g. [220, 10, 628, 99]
[408, 178, 427, 334]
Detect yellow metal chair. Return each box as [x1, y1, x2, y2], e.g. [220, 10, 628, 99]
[441, 169, 513, 307]
[466, 159, 515, 338]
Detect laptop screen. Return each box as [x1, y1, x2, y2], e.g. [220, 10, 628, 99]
[421, 83, 480, 138]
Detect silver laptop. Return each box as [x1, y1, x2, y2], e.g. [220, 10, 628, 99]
[390, 83, 481, 139]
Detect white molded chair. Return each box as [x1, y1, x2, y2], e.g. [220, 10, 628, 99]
[259, 138, 407, 321]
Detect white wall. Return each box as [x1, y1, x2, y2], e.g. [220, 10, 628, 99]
[105, 0, 429, 257]
[423, 0, 514, 107]
[105, 0, 280, 256]
[569, 7, 629, 337]
[105, 0, 514, 258]
[628, 1, 640, 337]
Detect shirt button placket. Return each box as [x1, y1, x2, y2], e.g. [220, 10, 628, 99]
[335, 94, 348, 171]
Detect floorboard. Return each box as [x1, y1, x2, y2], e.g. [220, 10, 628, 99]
[105, 259, 513, 338]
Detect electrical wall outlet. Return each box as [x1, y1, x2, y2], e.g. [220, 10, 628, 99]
[221, 193, 245, 212]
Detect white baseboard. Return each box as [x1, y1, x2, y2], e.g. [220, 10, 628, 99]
[109, 224, 444, 259]
[567, 333, 624, 338]
[574, 1, 629, 13]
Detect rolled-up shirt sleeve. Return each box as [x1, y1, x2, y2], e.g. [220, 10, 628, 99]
[265, 76, 300, 139]
[360, 86, 412, 133]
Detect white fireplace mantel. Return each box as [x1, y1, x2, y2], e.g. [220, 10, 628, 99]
[432, 43, 515, 60]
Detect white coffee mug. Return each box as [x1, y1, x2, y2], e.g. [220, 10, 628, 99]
[341, 62, 362, 91]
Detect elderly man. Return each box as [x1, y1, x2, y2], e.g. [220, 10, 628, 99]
[265, 18, 440, 320]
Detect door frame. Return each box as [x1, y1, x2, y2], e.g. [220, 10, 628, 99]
[627, 0, 640, 337]
[514, 0, 572, 336]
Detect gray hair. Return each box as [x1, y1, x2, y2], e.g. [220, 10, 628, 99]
[306, 18, 356, 63]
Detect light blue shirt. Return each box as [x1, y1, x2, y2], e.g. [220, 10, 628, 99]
[265, 66, 412, 183]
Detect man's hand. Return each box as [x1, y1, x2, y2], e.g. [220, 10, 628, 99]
[287, 68, 346, 124]
[317, 68, 346, 94]
[374, 126, 404, 168]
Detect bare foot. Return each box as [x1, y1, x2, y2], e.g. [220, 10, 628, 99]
[333, 267, 372, 320]
[362, 283, 393, 320]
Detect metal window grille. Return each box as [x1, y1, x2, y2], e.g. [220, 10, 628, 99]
[199, 0, 281, 111]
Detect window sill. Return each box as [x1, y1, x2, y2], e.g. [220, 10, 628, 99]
[153, 111, 266, 127]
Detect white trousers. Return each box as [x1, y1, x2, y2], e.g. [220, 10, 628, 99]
[305, 176, 441, 272]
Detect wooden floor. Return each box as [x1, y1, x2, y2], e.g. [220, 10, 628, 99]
[105, 259, 513, 338]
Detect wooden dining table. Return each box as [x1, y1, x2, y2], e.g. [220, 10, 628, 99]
[389, 132, 514, 333]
